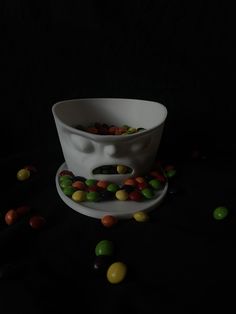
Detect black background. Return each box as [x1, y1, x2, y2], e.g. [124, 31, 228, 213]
[1, 1, 235, 313]
[1, 0, 235, 159]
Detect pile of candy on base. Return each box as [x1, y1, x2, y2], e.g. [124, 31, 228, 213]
[58, 163, 172, 204]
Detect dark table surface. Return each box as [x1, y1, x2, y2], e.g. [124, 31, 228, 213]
[1, 142, 235, 313]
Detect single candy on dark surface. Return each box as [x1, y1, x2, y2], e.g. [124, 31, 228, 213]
[95, 240, 114, 256]
[5, 209, 18, 225]
[17, 168, 30, 181]
[101, 215, 118, 227]
[106, 261, 128, 284]
[213, 206, 229, 220]
[29, 215, 46, 230]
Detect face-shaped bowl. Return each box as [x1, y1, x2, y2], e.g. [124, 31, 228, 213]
[52, 98, 167, 183]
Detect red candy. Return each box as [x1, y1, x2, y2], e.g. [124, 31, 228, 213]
[128, 190, 143, 201]
[29, 215, 46, 230]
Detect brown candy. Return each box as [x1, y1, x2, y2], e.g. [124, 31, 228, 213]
[29, 215, 46, 230]
[5, 209, 18, 225]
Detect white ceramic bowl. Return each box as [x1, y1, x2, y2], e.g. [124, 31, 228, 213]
[52, 98, 167, 184]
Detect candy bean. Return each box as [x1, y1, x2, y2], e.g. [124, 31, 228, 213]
[86, 191, 100, 202]
[213, 206, 229, 220]
[85, 179, 97, 187]
[133, 211, 149, 222]
[101, 215, 118, 228]
[59, 170, 74, 177]
[115, 190, 129, 201]
[60, 179, 73, 188]
[128, 190, 143, 201]
[95, 240, 114, 256]
[97, 180, 109, 189]
[72, 190, 87, 202]
[149, 179, 161, 190]
[72, 181, 86, 190]
[116, 165, 128, 174]
[29, 215, 46, 230]
[107, 262, 127, 284]
[63, 186, 77, 196]
[17, 168, 30, 181]
[59, 175, 73, 182]
[107, 183, 119, 193]
[5, 209, 18, 225]
[141, 188, 154, 199]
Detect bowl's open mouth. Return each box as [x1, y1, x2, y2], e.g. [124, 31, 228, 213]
[92, 165, 133, 176]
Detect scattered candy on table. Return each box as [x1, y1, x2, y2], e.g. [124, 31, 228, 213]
[2, 151, 232, 286]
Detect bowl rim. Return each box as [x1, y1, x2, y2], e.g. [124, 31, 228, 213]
[52, 97, 168, 142]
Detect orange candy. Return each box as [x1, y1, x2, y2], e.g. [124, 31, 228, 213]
[135, 177, 146, 184]
[101, 215, 118, 228]
[97, 180, 109, 189]
[123, 178, 136, 186]
[72, 181, 86, 190]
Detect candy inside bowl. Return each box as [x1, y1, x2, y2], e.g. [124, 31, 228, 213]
[52, 98, 167, 185]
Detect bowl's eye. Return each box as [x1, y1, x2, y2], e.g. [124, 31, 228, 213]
[130, 138, 152, 153]
[70, 134, 94, 153]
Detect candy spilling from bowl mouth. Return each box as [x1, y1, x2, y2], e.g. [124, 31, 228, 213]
[92, 165, 133, 175]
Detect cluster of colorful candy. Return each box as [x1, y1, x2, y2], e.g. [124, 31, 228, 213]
[75, 122, 145, 135]
[4, 205, 46, 229]
[59, 167, 167, 203]
[3, 165, 46, 230]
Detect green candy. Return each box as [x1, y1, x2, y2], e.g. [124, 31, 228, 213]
[165, 169, 176, 178]
[85, 179, 97, 187]
[141, 188, 154, 199]
[63, 186, 77, 196]
[95, 240, 114, 256]
[86, 191, 100, 202]
[213, 206, 229, 220]
[59, 175, 73, 182]
[149, 179, 161, 190]
[60, 179, 73, 188]
[107, 183, 119, 193]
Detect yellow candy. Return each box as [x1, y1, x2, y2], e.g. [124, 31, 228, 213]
[72, 190, 87, 202]
[133, 211, 149, 222]
[116, 165, 127, 174]
[115, 190, 129, 201]
[16, 168, 30, 181]
[107, 262, 127, 284]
